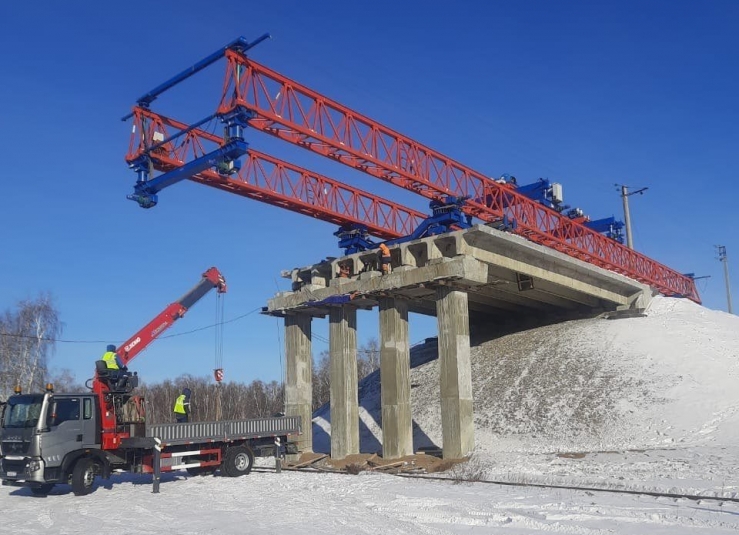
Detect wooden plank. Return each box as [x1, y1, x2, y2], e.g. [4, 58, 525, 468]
[371, 461, 405, 471]
[288, 454, 328, 468]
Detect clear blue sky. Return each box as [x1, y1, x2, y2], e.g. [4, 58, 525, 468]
[1, 1, 737, 387]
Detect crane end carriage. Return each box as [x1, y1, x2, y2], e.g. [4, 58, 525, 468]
[126, 107, 254, 209]
[336, 196, 477, 255]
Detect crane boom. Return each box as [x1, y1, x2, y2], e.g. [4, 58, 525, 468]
[115, 267, 227, 365]
[212, 50, 699, 303]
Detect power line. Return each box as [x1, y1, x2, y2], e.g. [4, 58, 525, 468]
[0, 307, 264, 345]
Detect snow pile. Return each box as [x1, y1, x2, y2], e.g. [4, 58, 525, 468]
[313, 296, 739, 493]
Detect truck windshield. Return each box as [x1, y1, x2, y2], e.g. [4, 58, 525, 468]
[3, 395, 44, 428]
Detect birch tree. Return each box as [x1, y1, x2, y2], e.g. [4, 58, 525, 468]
[0, 294, 62, 399]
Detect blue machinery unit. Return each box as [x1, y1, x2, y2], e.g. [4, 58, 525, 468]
[124, 34, 270, 209]
[335, 177, 625, 255]
[335, 196, 517, 255]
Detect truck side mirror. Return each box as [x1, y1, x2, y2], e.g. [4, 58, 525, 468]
[46, 401, 58, 428]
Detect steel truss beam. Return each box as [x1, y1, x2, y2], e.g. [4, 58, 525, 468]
[127, 108, 425, 240]
[212, 51, 698, 302]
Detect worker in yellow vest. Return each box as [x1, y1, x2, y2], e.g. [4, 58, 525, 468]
[101, 344, 127, 389]
[102, 344, 124, 370]
[173, 388, 191, 423]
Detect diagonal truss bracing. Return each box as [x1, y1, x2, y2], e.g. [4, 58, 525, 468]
[127, 107, 425, 240]
[214, 50, 699, 302]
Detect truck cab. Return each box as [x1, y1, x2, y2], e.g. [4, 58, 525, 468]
[1, 389, 100, 495]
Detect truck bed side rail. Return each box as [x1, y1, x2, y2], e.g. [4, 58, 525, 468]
[146, 416, 301, 446]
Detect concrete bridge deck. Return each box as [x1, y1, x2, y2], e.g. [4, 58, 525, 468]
[268, 224, 652, 319]
[264, 225, 654, 461]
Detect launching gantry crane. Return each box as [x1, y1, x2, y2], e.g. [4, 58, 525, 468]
[122, 34, 700, 303]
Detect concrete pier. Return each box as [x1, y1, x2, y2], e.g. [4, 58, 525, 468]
[436, 287, 474, 459]
[328, 305, 359, 459]
[379, 297, 413, 458]
[284, 313, 313, 453]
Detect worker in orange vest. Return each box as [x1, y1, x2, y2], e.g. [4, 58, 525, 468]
[379, 243, 392, 275]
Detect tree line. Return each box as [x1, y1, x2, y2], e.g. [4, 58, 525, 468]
[134, 338, 379, 424]
[0, 295, 381, 423]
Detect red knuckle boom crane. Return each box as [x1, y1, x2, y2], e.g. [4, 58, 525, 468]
[92, 267, 227, 448]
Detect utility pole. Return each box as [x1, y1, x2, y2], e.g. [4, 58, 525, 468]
[616, 184, 648, 249]
[718, 245, 734, 314]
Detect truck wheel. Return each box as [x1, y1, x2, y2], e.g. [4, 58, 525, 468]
[30, 483, 54, 496]
[71, 458, 97, 496]
[222, 446, 254, 477]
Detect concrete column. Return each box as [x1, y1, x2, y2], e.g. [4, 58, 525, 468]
[435, 286, 475, 459]
[379, 297, 412, 459]
[329, 305, 359, 459]
[284, 313, 313, 454]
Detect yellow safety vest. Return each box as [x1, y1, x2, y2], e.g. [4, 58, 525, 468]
[102, 351, 119, 370]
[173, 394, 187, 414]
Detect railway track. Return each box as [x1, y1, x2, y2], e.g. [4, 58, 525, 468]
[257, 464, 739, 505]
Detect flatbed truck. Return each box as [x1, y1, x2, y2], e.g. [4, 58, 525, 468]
[0, 268, 301, 495]
[0, 389, 300, 494]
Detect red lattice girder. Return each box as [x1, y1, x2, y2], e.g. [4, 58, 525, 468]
[213, 51, 698, 302]
[127, 107, 425, 240]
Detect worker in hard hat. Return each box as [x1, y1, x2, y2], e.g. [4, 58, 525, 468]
[101, 344, 127, 390]
[379, 243, 392, 275]
[338, 263, 351, 278]
[173, 388, 191, 423]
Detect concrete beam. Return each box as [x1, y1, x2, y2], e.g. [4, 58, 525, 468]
[329, 305, 359, 459]
[284, 313, 313, 453]
[267, 256, 488, 314]
[378, 297, 413, 459]
[436, 287, 475, 459]
[461, 226, 649, 304]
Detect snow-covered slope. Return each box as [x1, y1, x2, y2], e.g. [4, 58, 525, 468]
[313, 296, 739, 493]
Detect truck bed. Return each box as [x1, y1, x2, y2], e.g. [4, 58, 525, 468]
[145, 416, 301, 446]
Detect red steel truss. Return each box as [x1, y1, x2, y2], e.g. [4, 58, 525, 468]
[127, 107, 426, 240]
[212, 50, 699, 302]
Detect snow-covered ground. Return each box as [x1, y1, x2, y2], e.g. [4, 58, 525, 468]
[2, 296, 739, 533]
[2, 468, 738, 534]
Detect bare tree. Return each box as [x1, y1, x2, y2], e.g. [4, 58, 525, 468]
[48, 368, 84, 393]
[311, 338, 380, 411]
[312, 350, 331, 411]
[0, 294, 62, 399]
[357, 337, 380, 379]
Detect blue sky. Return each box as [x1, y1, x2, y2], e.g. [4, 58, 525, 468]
[1, 1, 737, 386]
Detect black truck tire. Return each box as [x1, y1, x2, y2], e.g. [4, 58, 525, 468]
[222, 446, 254, 477]
[71, 458, 97, 496]
[30, 483, 54, 496]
